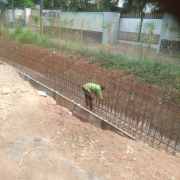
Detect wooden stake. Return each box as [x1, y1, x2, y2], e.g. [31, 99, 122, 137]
[41, 16, 44, 39]
[29, 16, 31, 32]
[16, 15, 18, 26]
[59, 18, 61, 42]
[146, 22, 154, 58]
[80, 19, 84, 49]
[6, 14, 8, 29]
[108, 21, 113, 46]
[3, 14, 5, 25]
[148, 22, 154, 48]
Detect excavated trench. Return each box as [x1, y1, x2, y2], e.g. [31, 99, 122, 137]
[0, 37, 180, 155]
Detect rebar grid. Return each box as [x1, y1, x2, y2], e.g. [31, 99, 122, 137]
[0, 37, 180, 156]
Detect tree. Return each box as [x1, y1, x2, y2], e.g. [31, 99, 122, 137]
[123, 0, 147, 13]
[67, 0, 97, 12]
[42, 0, 63, 9]
[7, 0, 36, 9]
[123, 0, 165, 13]
[66, 0, 120, 12]
[148, 1, 165, 13]
[101, 0, 119, 12]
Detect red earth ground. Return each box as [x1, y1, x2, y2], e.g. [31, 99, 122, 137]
[0, 64, 180, 180]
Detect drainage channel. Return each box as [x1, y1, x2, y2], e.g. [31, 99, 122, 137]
[0, 60, 137, 142]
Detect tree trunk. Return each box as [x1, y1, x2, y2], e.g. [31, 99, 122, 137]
[138, 13, 144, 42]
[128, 0, 133, 10]
[137, 0, 147, 42]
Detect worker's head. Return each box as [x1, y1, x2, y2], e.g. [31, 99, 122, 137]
[101, 85, 105, 91]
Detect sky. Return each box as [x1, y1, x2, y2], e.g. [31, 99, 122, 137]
[118, 0, 124, 7]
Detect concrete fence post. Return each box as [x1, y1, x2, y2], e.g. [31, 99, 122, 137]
[157, 13, 170, 53]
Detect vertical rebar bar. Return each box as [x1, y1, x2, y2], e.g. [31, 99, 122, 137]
[59, 18, 61, 42]
[81, 19, 84, 50]
[41, 16, 44, 39]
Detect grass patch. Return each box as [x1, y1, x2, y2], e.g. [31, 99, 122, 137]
[89, 51, 180, 85]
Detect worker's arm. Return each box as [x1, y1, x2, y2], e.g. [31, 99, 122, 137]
[97, 89, 103, 100]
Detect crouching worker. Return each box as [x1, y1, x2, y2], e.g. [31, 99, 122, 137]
[82, 83, 105, 111]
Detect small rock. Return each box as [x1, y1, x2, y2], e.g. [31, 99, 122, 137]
[2, 116, 8, 120]
[34, 136, 41, 142]
[13, 90, 18, 93]
[37, 90, 46, 97]
[79, 136, 84, 142]
[24, 82, 31, 86]
[21, 89, 29, 93]
[159, 101, 162, 105]
[69, 112, 72, 115]
[2, 87, 11, 94]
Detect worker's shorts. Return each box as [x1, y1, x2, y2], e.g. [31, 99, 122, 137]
[82, 87, 93, 102]
[82, 87, 94, 110]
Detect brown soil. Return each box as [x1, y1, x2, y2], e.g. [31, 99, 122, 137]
[1, 64, 180, 180]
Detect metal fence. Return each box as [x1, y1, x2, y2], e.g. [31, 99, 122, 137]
[2, 12, 180, 60]
[0, 14, 180, 155]
[29, 14, 180, 61]
[121, 13, 164, 19]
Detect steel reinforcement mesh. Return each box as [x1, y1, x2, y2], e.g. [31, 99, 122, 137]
[0, 37, 180, 156]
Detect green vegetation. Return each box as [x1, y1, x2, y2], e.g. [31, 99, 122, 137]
[0, 25, 38, 43]
[42, 0, 62, 9]
[7, 0, 37, 9]
[89, 51, 180, 85]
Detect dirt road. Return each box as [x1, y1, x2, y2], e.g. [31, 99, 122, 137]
[0, 64, 180, 180]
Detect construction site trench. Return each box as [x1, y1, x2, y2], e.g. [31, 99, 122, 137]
[0, 37, 180, 156]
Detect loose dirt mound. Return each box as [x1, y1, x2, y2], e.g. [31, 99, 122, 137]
[0, 64, 180, 180]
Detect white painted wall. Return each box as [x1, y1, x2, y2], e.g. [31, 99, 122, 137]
[119, 18, 163, 34]
[6, 8, 31, 26]
[42, 9, 61, 27]
[15, 9, 24, 18]
[142, 19, 163, 35]
[43, 9, 60, 18]
[165, 15, 180, 41]
[7, 9, 25, 22]
[60, 12, 103, 32]
[24, 8, 31, 26]
[102, 12, 120, 45]
[157, 13, 180, 52]
[119, 18, 141, 33]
